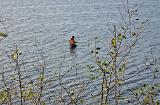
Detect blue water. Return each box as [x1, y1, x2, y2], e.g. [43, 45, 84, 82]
[0, 0, 160, 104]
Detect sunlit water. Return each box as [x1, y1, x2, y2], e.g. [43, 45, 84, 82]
[0, 0, 160, 104]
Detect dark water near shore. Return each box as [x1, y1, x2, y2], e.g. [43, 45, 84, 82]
[0, 0, 160, 104]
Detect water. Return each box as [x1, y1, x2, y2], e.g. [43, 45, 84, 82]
[0, 0, 160, 104]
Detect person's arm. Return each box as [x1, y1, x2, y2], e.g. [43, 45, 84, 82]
[74, 40, 78, 43]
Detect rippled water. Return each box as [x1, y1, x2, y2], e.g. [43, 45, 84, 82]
[0, 0, 160, 104]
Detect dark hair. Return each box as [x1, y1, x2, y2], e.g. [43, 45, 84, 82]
[72, 36, 74, 38]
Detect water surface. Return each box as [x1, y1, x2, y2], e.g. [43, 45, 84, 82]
[0, 0, 160, 104]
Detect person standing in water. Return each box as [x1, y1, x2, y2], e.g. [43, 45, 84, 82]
[69, 36, 77, 48]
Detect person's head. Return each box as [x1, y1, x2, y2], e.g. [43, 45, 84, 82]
[70, 36, 74, 40]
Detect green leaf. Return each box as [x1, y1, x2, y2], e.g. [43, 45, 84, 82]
[156, 100, 159, 105]
[10, 49, 21, 61]
[122, 35, 126, 39]
[143, 84, 147, 87]
[104, 68, 110, 73]
[91, 76, 96, 80]
[80, 99, 84, 104]
[87, 65, 94, 70]
[0, 90, 9, 102]
[42, 102, 46, 105]
[118, 34, 126, 41]
[96, 60, 101, 65]
[111, 38, 116, 47]
[95, 69, 101, 73]
[141, 21, 145, 24]
[101, 61, 107, 66]
[70, 91, 74, 96]
[116, 80, 123, 85]
[132, 32, 136, 36]
[0, 32, 7, 37]
[11, 52, 17, 61]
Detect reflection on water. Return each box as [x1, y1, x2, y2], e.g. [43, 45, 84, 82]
[70, 47, 76, 53]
